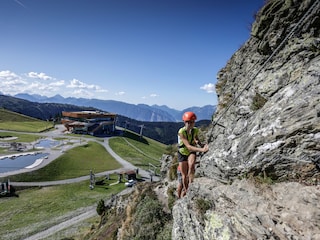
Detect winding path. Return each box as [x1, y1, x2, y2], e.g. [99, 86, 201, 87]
[8, 138, 158, 186]
[0, 126, 160, 240]
[1, 125, 159, 184]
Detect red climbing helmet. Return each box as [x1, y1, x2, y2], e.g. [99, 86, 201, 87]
[182, 111, 197, 122]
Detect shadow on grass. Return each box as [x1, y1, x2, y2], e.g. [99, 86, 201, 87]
[123, 131, 149, 145]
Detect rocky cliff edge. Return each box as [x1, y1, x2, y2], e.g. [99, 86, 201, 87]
[172, 0, 320, 239]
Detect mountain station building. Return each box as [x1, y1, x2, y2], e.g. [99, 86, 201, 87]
[61, 111, 117, 136]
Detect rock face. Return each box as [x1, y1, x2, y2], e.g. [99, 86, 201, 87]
[173, 178, 320, 240]
[201, 0, 320, 182]
[172, 0, 320, 239]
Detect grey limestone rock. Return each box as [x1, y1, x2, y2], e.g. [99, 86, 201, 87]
[171, 0, 320, 239]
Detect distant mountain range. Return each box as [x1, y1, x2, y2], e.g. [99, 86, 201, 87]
[0, 94, 212, 144]
[13, 93, 216, 122]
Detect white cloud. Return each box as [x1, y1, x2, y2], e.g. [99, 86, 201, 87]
[71, 88, 95, 98]
[0, 70, 18, 79]
[24, 81, 58, 96]
[67, 79, 87, 88]
[29, 82, 50, 91]
[28, 72, 53, 81]
[96, 89, 109, 93]
[150, 93, 159, 98]
[0, 70, 28, 95]
[0, 70, 108, 99]
[0, 70, 27, 84]
[200, 83, 215, 93]
[67, 79, 99, 90]
[49, 80, 65, 87]
[66, 79, 109, 98]
[115, 91, 125, 96]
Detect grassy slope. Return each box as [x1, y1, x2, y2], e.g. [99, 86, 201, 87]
[5, 141, 122, 182]
[0, 178, 126, 239]
[0, 140, 125, 239]
[0, 108, 54, 132]
[109, 131, 167, 171]
[0, 109, 168, 239]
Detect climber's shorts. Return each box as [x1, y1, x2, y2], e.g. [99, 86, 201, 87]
[178, 151, 195, 162]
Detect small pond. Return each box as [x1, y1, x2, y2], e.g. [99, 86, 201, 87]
[0, 153, 49, 174]
[35, 139, 61, 148]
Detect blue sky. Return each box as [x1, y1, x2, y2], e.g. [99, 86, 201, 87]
[0, 0, 264, 110]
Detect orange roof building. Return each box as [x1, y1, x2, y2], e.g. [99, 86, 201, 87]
[61, 111, 117, 136]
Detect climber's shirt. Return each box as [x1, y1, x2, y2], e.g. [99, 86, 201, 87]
[178, 127, 199, 156]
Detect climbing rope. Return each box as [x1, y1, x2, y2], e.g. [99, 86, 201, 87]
[208, 0, 320, 142]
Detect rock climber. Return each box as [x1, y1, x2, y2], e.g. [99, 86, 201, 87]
[177, 111, 209, 195]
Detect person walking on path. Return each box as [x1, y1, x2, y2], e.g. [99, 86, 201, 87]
[177, 111, 209, 196]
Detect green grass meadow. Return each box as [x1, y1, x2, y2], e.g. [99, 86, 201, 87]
[4, 141, 122, 182]
[109, 131, 167, 170]
[0, 140, 126, 239]
[0, 109, 168, 239]
[0, 108, 54, 132]
[0, 177, 126, 239]
[0, 131, 42, 142]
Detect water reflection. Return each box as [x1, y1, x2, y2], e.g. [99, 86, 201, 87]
[0, 152, 49, 173]
[35, 139, 61, 149]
